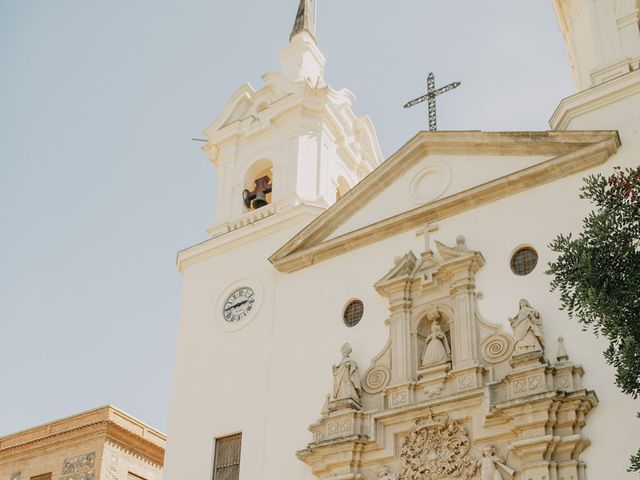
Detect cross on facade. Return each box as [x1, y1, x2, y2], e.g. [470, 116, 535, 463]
[416, 223, 439, 253]
[404, 73, 461, 131]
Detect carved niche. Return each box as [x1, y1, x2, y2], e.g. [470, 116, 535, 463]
[298, 235, 597, 480]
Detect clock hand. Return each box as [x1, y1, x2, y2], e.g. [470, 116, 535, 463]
[224, 299, 249, 311]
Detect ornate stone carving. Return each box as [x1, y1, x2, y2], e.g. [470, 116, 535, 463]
[62, 452, 96, 474]
[509, 299, 544, 355]
[480, 333, 513, 364]
[421, 315, 451, 368]
[363, 365, 391, 393]
[299, 240, 597, 480]
[398, 410, 476, 480]
[390, 390, 409, 407]
[377, 464, 398, 480]
[107, 454, 119, 480]
[476, 446, 514, 480]
[435, 235, 470, 260]
[61, 473, 95, 480]
[332, 343, 362, 402]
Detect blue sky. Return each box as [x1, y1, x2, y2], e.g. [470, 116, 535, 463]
[0, 0, 574, 435]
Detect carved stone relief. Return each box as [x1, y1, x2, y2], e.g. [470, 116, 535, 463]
[480, 333, 513, 364]
[62, 452, 96, 475]
[398, 411, 476, 480]
[61, 473, 95, 480]
[107, 454, 119, 480]
[476, 446, 514, 480]
[377, 464, 397, 480]
[363, 365, 391, 394]
[298, 235, 596, 480]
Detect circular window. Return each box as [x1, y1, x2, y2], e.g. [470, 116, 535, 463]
[510, 247, 538, 276]
[343, 300, 364, 328]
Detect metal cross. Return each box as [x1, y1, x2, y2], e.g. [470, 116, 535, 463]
[404, 73, 461, 131]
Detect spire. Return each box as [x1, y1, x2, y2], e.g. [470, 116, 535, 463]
[290, 0, 317, 42]
[281, 0, 324, 82]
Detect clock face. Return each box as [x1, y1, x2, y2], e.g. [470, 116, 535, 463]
[222, 287, 256, 323]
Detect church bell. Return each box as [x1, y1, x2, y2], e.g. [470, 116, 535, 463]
[243, 175, 272, 210]
[253, 191, 268, 209]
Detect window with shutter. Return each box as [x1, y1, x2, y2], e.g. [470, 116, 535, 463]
[30, 474, 52, 480]
[212, 433, 242, 480]
[128, 473, 147, 480]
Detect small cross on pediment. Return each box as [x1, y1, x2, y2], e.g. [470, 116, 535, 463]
[416, 223, 439, 254]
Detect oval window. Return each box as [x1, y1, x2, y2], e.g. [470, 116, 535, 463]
[343, 300, 364, 328]
[510, 247, 538, 276]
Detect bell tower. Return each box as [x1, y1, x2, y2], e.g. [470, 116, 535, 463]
[553, 0, 640, 90]
[550, 0, 640, 133]
[202, 0, 382, 238]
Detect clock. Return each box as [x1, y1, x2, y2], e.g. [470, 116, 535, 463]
[222, 287, 256, 323]
[216, 279, 263, 331]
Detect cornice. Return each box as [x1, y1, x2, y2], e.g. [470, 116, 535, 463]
[105, 423, 164, 467]
[549, 69, 640, 129]
[0, 421, 107, 460]
[0, 406, 165, 465]
[176, 203, 325, 273]
[270, 131, 620, 273]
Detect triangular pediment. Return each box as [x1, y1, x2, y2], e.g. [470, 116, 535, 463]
[206, 84, 257, 133]
[269, 130, 620, 273]
[204, 73, 297, 137]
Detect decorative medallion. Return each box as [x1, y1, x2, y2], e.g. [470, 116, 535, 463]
[408, 163, 451, 205]
[362, 365, 391, 393]
[399, 410, 476, 480]
[480, 333, 514, 364]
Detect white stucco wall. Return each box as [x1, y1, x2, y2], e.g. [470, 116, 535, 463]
[165, 126, 639, 479]
[165, 5, 640, 478]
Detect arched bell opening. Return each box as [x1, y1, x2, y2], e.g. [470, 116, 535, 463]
[416, 309, 452, 370]
[243, 159, 273, 211]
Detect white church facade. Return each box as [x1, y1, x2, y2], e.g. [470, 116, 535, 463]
[165, 1, 640, 479]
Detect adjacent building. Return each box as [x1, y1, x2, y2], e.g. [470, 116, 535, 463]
[0, 406, 164, 480]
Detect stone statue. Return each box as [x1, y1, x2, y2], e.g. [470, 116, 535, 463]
[421, 313, 451, 367]
[477, 446, 515, 480]
[376, 464, 397, 480]
[509, 299, 544, 354]
[332, 343, 362, 401]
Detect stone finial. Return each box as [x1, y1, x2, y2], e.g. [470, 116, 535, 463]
[455, 234, 468, 251]
[320, 394, 330, 416]
[290, 0, 317, 42]
[557, 336, 569, 362]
